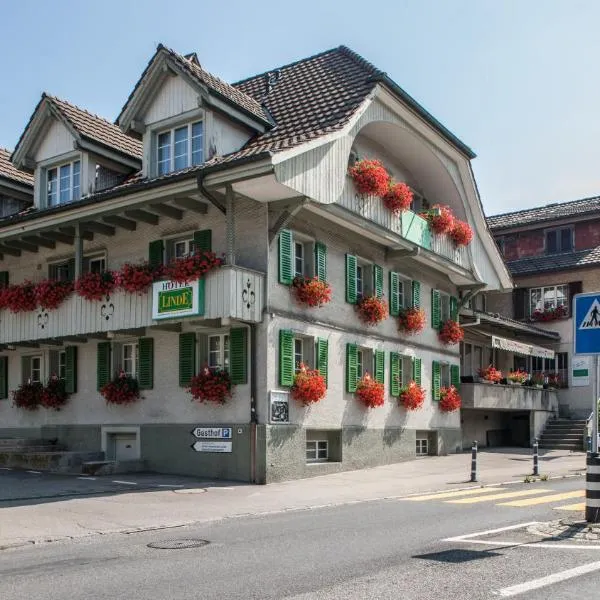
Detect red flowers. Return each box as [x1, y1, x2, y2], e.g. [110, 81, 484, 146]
[357, 295, 389, 326]
[188, 366, 233, 405]
[12, 381, 43, 410]
[439, 386, 461, 412]
[75, 271, 117, 301]
[100, 370, 141, 405]
[399, 381, 425, 411]
[478, 365, 502, 383]
[40, 376, 69, 410]
[117, 262, 157, 294]
[531, 305, 568, 322]
[450, 219, 473, 247]
[426, 205, 455, 235]
[1, 281, 37, 313]
[35, 279, 74, 310]
[356, 373, 385, 408]
[166, 250, 223, 283]
[398, 307, 426, 335]
[292, 276, 332, 308]
[291, 363, 327, 405]
[438, 319, 464, 345]
[382, 182, 413, 214]
[348, 159, 390, 196]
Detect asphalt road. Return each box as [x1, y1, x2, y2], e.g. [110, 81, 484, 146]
[1, 477, 598, 600]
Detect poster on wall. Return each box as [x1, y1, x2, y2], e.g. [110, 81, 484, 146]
[572, 356, 590, 387]
[270, 390, 290, 423]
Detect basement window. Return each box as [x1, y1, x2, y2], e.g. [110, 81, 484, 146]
[306, 440, 328, 462]
[416, 438, 429, 456]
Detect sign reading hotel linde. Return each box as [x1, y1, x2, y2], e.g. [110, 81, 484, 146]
[151, 279, 204, 320]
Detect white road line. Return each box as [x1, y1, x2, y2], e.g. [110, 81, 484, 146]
[495, 561, 600, 597]
[443, 522, 540, 542]
[156, 484, 185, 488]
[26, 470, 41, 474]
[0, 467, 12, 470]
[112, 480, 138, 485]
[77, 476, 96, 480]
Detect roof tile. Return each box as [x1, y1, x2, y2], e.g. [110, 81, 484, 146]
[506, 246, 600, 276]
[0, 148, 33, 187]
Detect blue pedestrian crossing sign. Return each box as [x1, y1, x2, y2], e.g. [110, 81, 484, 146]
[574, 292, 600, 355]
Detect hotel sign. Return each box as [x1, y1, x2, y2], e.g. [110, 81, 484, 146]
[152, 279, 204, 320]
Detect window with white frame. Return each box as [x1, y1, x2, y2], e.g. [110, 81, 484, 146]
[208, 334, 230, 371]
[47, 160, 81, 206]
[22, 355, 43, 384]
[356, 347, 374, 378]
[292, 237, 314, 279]
[356, 260, 373, 298]
[440, 291, 451, 322]
[86, 256, 106, 274]
[440, 363, 451, 388]
[545, 227, 573, 254]
[157, 121, 204, 175]
[49, 260, 73, 281]
[461, 342, 484, 377]
[416, 438, 428, 456]
[293, 336, 314, 372]
[58, 350, 66, 380]
[529, 284, 568, 316]
[397, 355, 413, 388]
[306, 440, 328, 462]
[122, 343, 139, 378]
[166, 237, 195, 262]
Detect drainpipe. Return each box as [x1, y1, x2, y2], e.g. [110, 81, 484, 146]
[226, 185, 235, 266]
[461, 316, 481, 328]
[249, 323, 259, 484]
[74, 224, 83, 278]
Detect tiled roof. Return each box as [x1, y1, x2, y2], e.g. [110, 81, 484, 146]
[470, 309, 560, 339]
[487, 195, 600, 231]
[46, 95, 142, 160]
[506, 246, 600, 276]
[0, 148, 33, 187]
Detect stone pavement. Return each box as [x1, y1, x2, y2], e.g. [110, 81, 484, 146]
[0, 448, 586, 550]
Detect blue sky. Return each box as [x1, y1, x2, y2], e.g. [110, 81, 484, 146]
[1, 0, 598, 216]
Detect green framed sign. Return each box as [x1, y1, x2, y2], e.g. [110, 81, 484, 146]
[152, 279, 204, 320]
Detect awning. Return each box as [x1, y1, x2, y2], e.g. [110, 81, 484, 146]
[491, 336, 555, 360]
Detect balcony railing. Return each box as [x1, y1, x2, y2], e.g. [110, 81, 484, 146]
[0, 265, 264, 345]
[460, 382, 558, 412]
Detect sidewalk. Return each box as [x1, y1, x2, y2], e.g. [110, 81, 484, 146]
[0, 448, 586, 549]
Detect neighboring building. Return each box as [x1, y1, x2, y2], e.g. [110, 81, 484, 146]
[487, 196, 600, 419]
[0, 148, 33, 217]
[0, 45, 511, 483]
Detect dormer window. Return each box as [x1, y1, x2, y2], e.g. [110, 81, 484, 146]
[47, 160, 81, 206]
[157, 121, 204, 175]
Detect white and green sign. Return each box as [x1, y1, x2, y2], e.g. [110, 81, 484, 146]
[572, 356, 590, 387]
[152, 279, 204, 320]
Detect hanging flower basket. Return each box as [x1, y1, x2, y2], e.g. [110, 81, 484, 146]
[166, 251, 223, 283]
[439, 386, 461, 412]
[450, 219, 474, 247]
[399, 381, 425, 411]
[12, 381, 43, 411]
[348, 159, 390, 196]
[356, 373, 385, 408]
[398, 307, 426, 335]
[100, 370, 141, 405]
[3, 281, 37, 313]
[382, 182, 413, 214]
[357, 295, 389, 326]
[35, 279, 74, 310]
[40, 376, 69, 410]
[478, 365, 502, 384]
[438, 319, 464, 345]
[188, 366, 232, 405]
[507, 369, 528, 385]
[75, 271, 117, 301]
[291, 363, 327, 405]
[423, 205, 455, 235]
[530, 305, 568, 322]
[292, 276, 332, 308]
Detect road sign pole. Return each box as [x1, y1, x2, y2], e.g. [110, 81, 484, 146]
[594, 355, 599, 454]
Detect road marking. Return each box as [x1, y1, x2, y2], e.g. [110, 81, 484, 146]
[77, 476, 96, 481]
[26, 470, 41, 474]
[495, 561, 600, 597]
[447, 489, 550, 504]
[405, 487, 503, 501]
[554, 502, 585, 511]
[112, 480, 138, 485]
[156, 484, 185, 488]
[499, 490, 584, 507]
[0, 467, 12, 470]
[444, 522, 540, 542]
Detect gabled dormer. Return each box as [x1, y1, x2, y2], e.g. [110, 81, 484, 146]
[0, 148, 33, 217]
[117, 45, 273, 178]
[11, 94, 142, 209]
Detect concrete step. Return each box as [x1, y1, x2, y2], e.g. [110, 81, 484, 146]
[0, 451, 104, 472]
[539, 443, 583, 450]
[544, 424, 587, 429]
[540, 435, 583, 441]
[81, 459, 146, 476]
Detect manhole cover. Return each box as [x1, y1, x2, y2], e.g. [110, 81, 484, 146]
[147, 539, 210, 550]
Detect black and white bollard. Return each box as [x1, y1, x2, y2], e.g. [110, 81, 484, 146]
[533, 438, 539, 476]
[470, 440, 478, 482]
[586, 453, 600, 523]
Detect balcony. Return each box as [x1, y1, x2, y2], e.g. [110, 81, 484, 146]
[0, 265, 264, 345]
[460, 383, 558, 413]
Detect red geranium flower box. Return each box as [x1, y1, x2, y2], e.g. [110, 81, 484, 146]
[399, 381, 425, 411]
[382, 182, 413, 214]
[188, 366, 232, 405]
[101, 370, 141, 405]
[439, 386, 461, 412]
[357, 295, 389, 326]
[423, 204, 455, 235]
[292, 276, 332, 308]
[439, 319, 464, 345]
[40, 376, 69, 410]
[356, 373, 385, 408]
[35, 279, 74, 310]
[531, 305, 568, 322]
[117, 262, 157, 294]
[348, 159, 390, 196]
[450, 219, 474, 247]
[12, 381, 43, 410]
[166, 251, 223, 283]
[3, 281, 37, 313]
[398, 307, 426, 335]
[75, 271, 117, 301]
[291, 363, 327, 405]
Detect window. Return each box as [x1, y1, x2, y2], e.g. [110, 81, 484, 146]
[294, 338, 303, 371]
[461, 342, 484, 377]
[293, 336, 315, 371]
[294, 242, 304, 277]
[47, 160, 80, 206]
[529, 284, 568, 316]
[291, 238, 313, 279]
[87, 256, 106, 274]
[30, 356, 42, 383]
[122, 343, 139, 378]
[306, 440, 328, 462]
[440, 363, 451, 388]
[356, 260, 374, 297]
[58, 351, 66, 380]
[156, 121, 204, 175]
[416, 438, 428, 456]
[356, 265, 364, 297]
[496, 238, 505, 255]
[545, 227, 573, 254]
[411, 193, 429, 214]
[356, 348, 375, 378]
[440, 292, 451, 322]
[49, 261, 73, 281]
[396, 355, 413, 389]
[208, 334, 230, 371]
[174, 239, 194, 259]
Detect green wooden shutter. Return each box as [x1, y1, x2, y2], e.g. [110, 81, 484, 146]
[279, 229, 293, 285]
[390, 352, 400, 397]
[0, 356, 8, 399]
[65, 346, 77, 394]
[178, 332, 196, 387]
[389, 272, 400, 316]
[315, 242, 327, 282]
[413, 357, 422, 386]
[373, 265, 384, 299]
[96, 342, 111, 391]
[451, 364, 460, 389]
[193, 229, 212, 252]
[317, 338, 328, 387]
[138, 338, 154, 390]
[230, 327, 248, 385]
[148, 240, 164, 269]
[346, 343, 358, 393]
[345, 254, 357, 304]
[450, 296, 459, 321]
[279, 329, 294, 387]
[375, 350, 385, 384]
[0, 271, 9, 288]
[431, 289, 441, 329]
[432, 360, 441, 401]
[412, 280, 421, 309]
